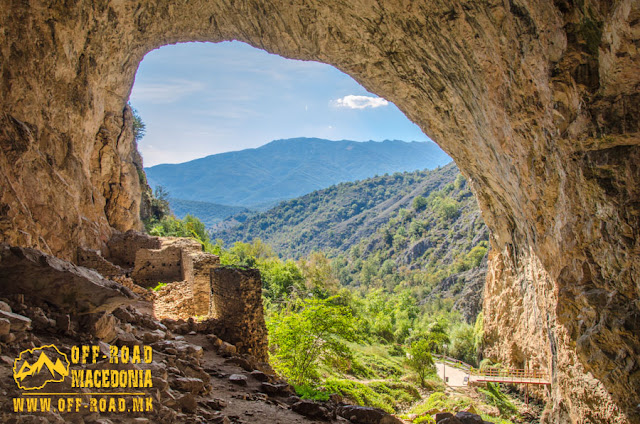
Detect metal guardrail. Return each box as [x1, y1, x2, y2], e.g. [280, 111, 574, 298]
[433, 354, 472, 370]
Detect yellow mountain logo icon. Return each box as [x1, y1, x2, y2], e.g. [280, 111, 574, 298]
[13, 345, 70, 390]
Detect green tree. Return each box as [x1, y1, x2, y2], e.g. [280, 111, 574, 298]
[268, 298, 357, 384]
[412, 195, 428, 211]
[435, 198, 460, 220]
[406, 339, 435, 387]
[449, 323, 476, 366]
[473, 311, 484, 358]
[130, 104, 146, 142]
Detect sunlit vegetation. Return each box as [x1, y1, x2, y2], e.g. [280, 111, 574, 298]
[145, 174, 524, 420]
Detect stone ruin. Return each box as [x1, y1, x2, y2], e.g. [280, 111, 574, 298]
[76, 230, 267, 361]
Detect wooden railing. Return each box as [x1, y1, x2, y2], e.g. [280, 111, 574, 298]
[470, 368, 549, 380]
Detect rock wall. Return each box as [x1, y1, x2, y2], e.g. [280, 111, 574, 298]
[0, 1, 638, 422]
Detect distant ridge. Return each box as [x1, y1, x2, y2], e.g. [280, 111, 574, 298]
[145, 137, 451, 208]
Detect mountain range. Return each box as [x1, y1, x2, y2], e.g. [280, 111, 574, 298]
[145, 138, 451, 210]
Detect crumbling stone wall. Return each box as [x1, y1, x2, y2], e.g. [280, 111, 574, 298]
[209, 267, 268, 362]
[106, 230, 160, 268]
[188, 252, 221, 317]
[76, 247, 126, 279]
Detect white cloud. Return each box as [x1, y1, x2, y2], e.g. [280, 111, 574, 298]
[332, 95, 389, 109]
[130, 79, 205, 103]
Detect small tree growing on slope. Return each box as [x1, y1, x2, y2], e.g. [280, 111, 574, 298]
[407, 339, 435, 387]
[268, 297, 357, 384]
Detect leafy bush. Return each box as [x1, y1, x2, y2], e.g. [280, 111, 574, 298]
[413, 195, 428, 211]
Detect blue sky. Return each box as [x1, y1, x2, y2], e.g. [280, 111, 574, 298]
[129, 41, 431, 166]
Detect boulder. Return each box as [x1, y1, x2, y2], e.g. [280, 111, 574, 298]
[0, 310, 31, 331]
[336, 405, 403, 424]
[455, 411, 485, 424]
[172, 376, 206, 394]
[260, 382, 293, 396]
[228, 374, 248, 386]
[0, 244, 137, 314]
[249, 370, 269, 381]
[291, 400, 331, 421]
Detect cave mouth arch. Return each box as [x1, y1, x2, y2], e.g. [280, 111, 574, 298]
[1, 2, 638, 423]
[129, 40, 433, 169]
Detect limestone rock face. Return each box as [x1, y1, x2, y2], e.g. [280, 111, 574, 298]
[0, 1, 638, 422]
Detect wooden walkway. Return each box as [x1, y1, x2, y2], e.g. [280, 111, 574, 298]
[468, 368, 550, 385]
[433, 355, 551, 386]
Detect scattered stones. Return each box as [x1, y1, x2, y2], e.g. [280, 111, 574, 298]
[225, 356, 253, 371]
[143, 329, 166, 343]
[200, 398, 228, 410]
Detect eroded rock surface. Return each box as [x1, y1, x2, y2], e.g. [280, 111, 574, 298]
[0, 1, 638, 422]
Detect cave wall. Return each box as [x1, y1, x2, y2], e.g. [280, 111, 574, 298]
[0, 0, 638, 422]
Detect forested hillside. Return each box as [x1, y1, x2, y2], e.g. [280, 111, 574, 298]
[213, 163, 489, 322]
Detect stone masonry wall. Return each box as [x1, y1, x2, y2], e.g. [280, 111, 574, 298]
[188, 252, 220, 317]
[76, 247, 126, 279]
[210, 267, 268, 362]
[106, 230, 161, 268]
[132, 245, 182, 287]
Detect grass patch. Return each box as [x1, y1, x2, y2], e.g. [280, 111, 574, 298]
[295, 384, 330, 401]
[348, 343, 405, 379]
[481, 416, 517, 424]
[151, 282, 168, 292]
[406, 391, 474, 416]
[477, 382, 518, 417]
[322, 378, 420, 413]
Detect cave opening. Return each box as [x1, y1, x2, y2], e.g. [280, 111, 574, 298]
[1, 2, 637, 422]
[126, 39, 498, 408]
